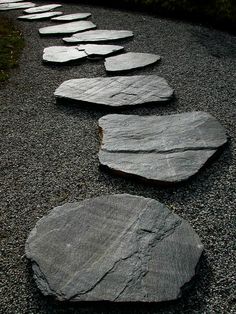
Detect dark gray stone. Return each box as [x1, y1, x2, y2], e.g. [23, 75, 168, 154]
[24, 4, 62, 14]
[63, 30, 134, 43]
[0, 2, 35, 10]
[98, 112, 227, 183]
[105, 52, 161, 72]
[25, 194, 203, 302]
[51, 12, 91, 21]
[18, 11, 63, 20]
[43, 46, 87, 63]
[54, 75, 173, 107]
[39, 21, 96, 36]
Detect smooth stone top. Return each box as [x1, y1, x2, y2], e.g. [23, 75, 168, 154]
[63, 30, 134, 43]
[98, 112, 227, 183]
[43, 46, 87, 63]
[105, 52, 161, 72]
[54, 75, 174, 107]
[24, 3, 62, 14]
[18, 11, 63, 20]
[0, 2, 35, 10]
[0, 0, 24, 3]
[79, 44, 124, 56]
[39, 21, 96, 35]
[25, 194, 203, 302]
[52, 12, 91, 21]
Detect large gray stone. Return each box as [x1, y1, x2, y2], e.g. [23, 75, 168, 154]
[79, 44, 124, 57]
[0, 2, 35, 10]
[24, 3, 62, 14]
[98, 112, 227, 183]
[52, 12, 91, 21]
[43, 46, 87, 63]
[0, 0, 24, 3]
[25, 194, 203, 302]
[105, 52, 161, 72]
[54, 75, 173, 107]
[18, 11, 63, 20]
[63, 30, 134, 43]
[39, 21, 96, 36]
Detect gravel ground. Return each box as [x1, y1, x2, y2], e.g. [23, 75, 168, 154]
[1, 1, 235, 313]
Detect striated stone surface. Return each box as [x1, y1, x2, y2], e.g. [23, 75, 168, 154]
[18, 11, 63, 20]
[0, 2, 35, 10]
[52, 12, 91, 21]
[105, 52, 161, 72]
[99, 112, 227, 183]
[43, 46, 87, 63]
[24, 3, 62, 14]
[25, 194, 203, 302]
[54, 75, 173, 107]
[39, 21, 96, 35]
[63, 30, 134, 43]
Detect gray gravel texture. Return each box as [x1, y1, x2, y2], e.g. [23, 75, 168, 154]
[0, 1, 235, 313]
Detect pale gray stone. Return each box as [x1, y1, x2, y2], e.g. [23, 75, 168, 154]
[43, 46, 87, 63]
[0, 0, 24, 4]
[52, 12, 91, 21]
[18, 11, 63, 20]
[39, 21, 96, 35]
[54, 75, 173, 107]
[25, 194, 203, 302]
[98, 112, 227, 183]
[63, 30, 134, 43]
[79, 44, 124, 57]
[0, 2, 35, 10]
[105, 52, 161, 72]
[24, 3, 62, 14]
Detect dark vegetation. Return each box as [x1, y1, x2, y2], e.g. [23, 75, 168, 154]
[0, 17, 24, 82]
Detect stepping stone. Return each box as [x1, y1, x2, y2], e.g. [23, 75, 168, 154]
[80, 44, 124, 57]
[24, 3, 62, 14]
[18, 11, 63, 20]
[25, 194, 203, 302]
[39, 21, 96, 36]
[43, 46, 87, 63]
[52, 12, 92, 22]
[63, 30, 134, 43]
[105, 52, 160, 72]
[0, 0, 24, 3]
[98, 112, 227, 184]
[54, 75, 173, 107]
[0, 2, 35, 10]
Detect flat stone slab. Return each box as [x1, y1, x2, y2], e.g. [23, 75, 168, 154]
[0, 0, 24, 3]
[43, 44, 124, 63]
[0, 2, 35, 10]
[18, 11, 63, 20]
[98, 112, 227, 183]
[54, 75, 173, 107]
[63, 30, 134, 43]
[39, 21, 96, 35]
[52, 12, 91, 21]
[24, 3, 62, 14]
[25, 194, 203, 302]
[105, 52, 160, 72]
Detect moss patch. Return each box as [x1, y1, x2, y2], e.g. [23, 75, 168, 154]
[0, 17, 24, 82]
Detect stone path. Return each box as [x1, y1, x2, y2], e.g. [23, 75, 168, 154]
[1, 1, 234, 312]
[0, 1, 35, 10]
[18, 11, 63, 20]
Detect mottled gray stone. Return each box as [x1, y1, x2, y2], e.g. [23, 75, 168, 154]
[105, 52, 161, 72]
[0, 2, 35, 10]
[63, 30, 134, 43]
[39, 21, 96, 35]
[99, 112, 227, 183]
[24, 3, 62, 14]
[43, 46, 87, 63]
[54, 75, 173, 107]
[51, 12, 91, 21]
[25, 194, 203, 302]
[18, 11, 63, 20]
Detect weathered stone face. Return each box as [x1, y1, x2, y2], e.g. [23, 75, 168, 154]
[98, 112, 227, 183]
[54, 75, 173, 107]
[39, 21, 96, 35]
[0, 2, 35, 10]
[25, 194, 203, 302]
[51, 12, 92, 21]
[105, 52, 161, 72]
[18, 11, 63, 20]
[63, 30, 134, 43]
[24, 4, 62, 14]
[0, 0, 25, 4]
